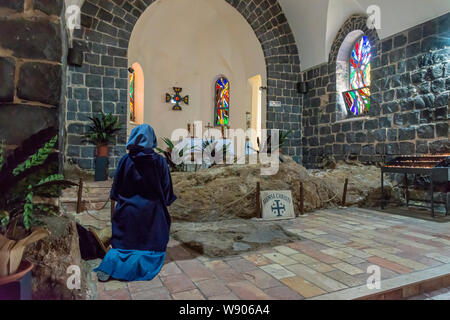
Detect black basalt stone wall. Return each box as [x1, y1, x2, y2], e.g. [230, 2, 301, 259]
[0, 0, 65, 158]
[302, 13, 450, 168]
[66, 0, 302, 175]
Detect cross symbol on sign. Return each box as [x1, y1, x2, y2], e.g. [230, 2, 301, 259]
[271, 200, 286, 217]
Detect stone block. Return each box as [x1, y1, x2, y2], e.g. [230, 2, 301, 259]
[0, 57, 15, 102]
[0, 104, 57, 145]
[417, 125, 435, 139]
[17, 62, 62, 106]
[0, 19, 61, 62]
[398, 128, 416, 141]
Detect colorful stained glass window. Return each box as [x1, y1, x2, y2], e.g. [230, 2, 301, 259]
[343, 35, 372, 116]
[129, 71, 136, 122]
[214, 77, 230, 126]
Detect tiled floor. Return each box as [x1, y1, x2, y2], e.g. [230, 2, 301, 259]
[92, 207, 450, 300]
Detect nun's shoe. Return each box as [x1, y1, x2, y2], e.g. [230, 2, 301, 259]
[97, 270, 111, 282]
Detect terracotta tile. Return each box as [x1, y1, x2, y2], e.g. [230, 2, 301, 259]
[290, 253, 320, 265]
[167, 245, 194, 260]
[263, 252, 297, 266]
[383, 289, 403, 300]
[128, 277, 163, 293]
[289, 244, 340, 264]
[332, 262, 364, 275]
[368, 256, 413, 274]
[264, 285, 304, 300]
[286, 264, 348, 292]
[204, 259, 229, 270]
[342, 256, 367, 265]
[274, 245, 299, 256]
[309, 262, 335, 273]
[260, 264, 296, 280]
[162, 273, 196, 293]
[159, 261, 182, 277]
[172, 289, 206, 300]
[103, 280, 127, 291]
[177, 259, 217, 282]
[321, 248, 353, 260]
[402, 284, 420, 298]
[280, 277, 325, 298]
[242, 269, 281, 289]
[243, 254, 272, 266]
[227, 280, 271, 300]
[211, 265, 247, 283]
[325, 270, 365, 287]
[98, 288, 131, 300]
[131, 287, 172, 300]
[226, 258, 258, 272]
[196, 279, 231, 297]
[420, 278, 444, 293]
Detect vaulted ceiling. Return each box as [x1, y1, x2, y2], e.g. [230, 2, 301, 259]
[66, 0, 450, 70]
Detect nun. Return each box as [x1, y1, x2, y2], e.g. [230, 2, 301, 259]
[95, 124, 176, 282]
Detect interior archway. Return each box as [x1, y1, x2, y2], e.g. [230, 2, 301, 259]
[128, 0, 267, 145]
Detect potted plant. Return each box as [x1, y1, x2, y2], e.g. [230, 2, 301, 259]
[83, 112, 122, 157]
[0, 128, 76, 299]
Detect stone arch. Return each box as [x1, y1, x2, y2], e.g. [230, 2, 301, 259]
[329, 14, 380, 121]
[66, 0, 303, 171]
[329, 14, 379, 63]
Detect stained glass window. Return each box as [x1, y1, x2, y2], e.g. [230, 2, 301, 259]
[343, 35, 371, 116]
[214, 77, 230, 126]
[129, 70, 136, 122]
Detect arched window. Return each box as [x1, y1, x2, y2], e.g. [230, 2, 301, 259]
[342, 35, 372, 116]
[129, 69, 136, 122]
[128, 62, 144, 125]
[214, 77, 230, 126]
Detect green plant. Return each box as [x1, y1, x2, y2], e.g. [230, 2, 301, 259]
[156, 137, 194, 172]
[84, 111, 122, 146]
[260, 129, 293, 154]
[0, 128, 77, 231]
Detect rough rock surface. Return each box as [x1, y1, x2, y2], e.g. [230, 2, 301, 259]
[24, 215, 86, 300]
[171, 219, 302, 257]
[170, 155, 393, 222]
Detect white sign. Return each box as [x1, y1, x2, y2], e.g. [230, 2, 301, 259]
[269, 101, 282, 108]
[260, 190, 295, 221]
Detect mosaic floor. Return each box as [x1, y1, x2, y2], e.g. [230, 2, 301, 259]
[90, 207, 450, 300]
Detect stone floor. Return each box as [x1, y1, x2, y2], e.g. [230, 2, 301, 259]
[88, 207, 450, 300]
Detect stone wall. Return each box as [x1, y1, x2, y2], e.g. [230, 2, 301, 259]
[301, 13, 449, 168]
[65, 0, 302, 176]
[0, 0, 65, 158]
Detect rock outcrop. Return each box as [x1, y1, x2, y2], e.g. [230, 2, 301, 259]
[169, 155, 394, 222]
[24, 215, 86, 300]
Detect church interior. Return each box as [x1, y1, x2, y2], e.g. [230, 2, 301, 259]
[0, 0, 449, 302]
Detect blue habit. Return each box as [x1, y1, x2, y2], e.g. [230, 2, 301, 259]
[95, 124, 176, 282]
